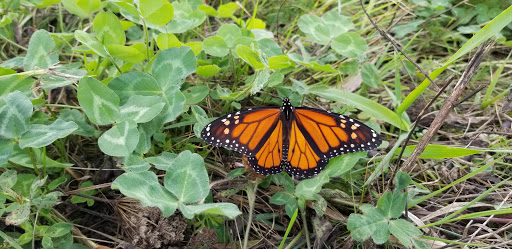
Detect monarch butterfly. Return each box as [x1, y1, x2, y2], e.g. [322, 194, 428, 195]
[201, 98, 382, 178]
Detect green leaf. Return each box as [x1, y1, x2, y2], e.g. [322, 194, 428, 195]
[360, 63, 380, 88]
[145, 152, 177, 171]
[250, 69, 270, 94]
[161, 86, 186, 123]
[297, 14, 330, 44]
[398, 5, 512, 114]
[0, 76, 34, 98]
[196, 65, 221, 78]
[0, 230, 23, 249]
[347, 205, 389, 244]
[152, 47, 197, 88]
[295, 174, 329, 199]
[42, 235, 53, 249]
[309, 86, 409, 130]
[107, 45, 145, 64]
[0, 170, 17, 190]
[394, 171, 412, 192]
[166, 3, 206, 33]
[268, 55, 294, 69]
[258, 38, 282, 57]
[112, 171, 178, 216]
[323, 152, 366, 177]
[390, 19, 423, 39]
[13, 173, 36, 197]
[217, 23, 242, 48]
[98, 120, 139, 157]
[331, 32, 368, 58]
[398, 145, 484, 159]
[156, 33, 181, 50]
[78, 77, 120, 125]
[139, 0, 174, 25]
[269, 192, 292, 205]
[217, 2, 238, 17]
[5, 203, 30, 226]
[108, 72, 161, 104]
[184, 41, 202, 55]
[48, 175, 68, 191]
[74, 30, 108, 58]
[303, 62, 338, 73]
[235, 45, 265, 69]
[0, 139, 14, 165]
[164, 150, 209, 203]
[19, 119, 78, 148]
[322, 10, 354, 37]
[122, 154, 151, 172]
[93, 11, 126, 46]
[198, 5, 217, 16]
[180, 203, 241, 219]
[45, 223, 72, 238]
[203, 36, 229, 57]
[0, 91, 33, 139]
[118, 95, 165, 123]
[183, 86, 209, 105]
[23, 30, 58, 71]
[59, 109, 98, 137]
[61, 0, 101, 18]
[377, 191, 407, 219]
[389, 219, 423, 248]
[52, 232, 73, 249]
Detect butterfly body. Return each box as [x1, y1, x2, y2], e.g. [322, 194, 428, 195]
[201, 98, 382, 178]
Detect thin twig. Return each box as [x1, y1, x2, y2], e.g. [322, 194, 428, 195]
[401, 41, 492, 173]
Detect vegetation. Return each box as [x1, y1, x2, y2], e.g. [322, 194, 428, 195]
[0, 0, 511, 248]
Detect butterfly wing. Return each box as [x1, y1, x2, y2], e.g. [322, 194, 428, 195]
[201, 108, 285, 175]
[285, 107, 382, 177]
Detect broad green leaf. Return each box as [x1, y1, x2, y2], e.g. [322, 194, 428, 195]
[0, 170, 17, 190]
[217, 2, 238, 17]
[360, 63, 380, 88]
[0, 230, 23, 249]
[42, 236, 53, 249]
[252, 29, 274, 40]
[108, 72, 161, 104]
[0, 139, 14, 165]
[112, 171, 178, 216]
[40, 67, 87, 91]
[8, 147, 73, 169]
[390, 19, 423, 39]
[74, 30, 108, 58]
[196, 65, 220, 78]
[48, 175, 68, 191]
[268, 55, 293, 69]
[51, 232, 73, 249]
[397, 145, 484, 159]
[156, 33, 181, 50]
[58, 109, 98, 137]
[5, 203, 30, 226]
[23, 30, 58, 71]
[250, 69, 270, 94]
[297, 14, 330, 45]
[107, 45, 145, 64]
[164, 150, 209, 203]
[203, 36, 229, 57]
[236, 45, 265, 69]
[98, 120, 139, 157]
[267, 72, 284, 87]
[377, 191, 407, 219]
[145, 152, 177, 171]
[166, 3, 205, 33]
[113, 1, 139, 17]
[161, 86, 186, 123]
[180, 203, 241, 219]
[389, 219, 423, 248]
[323, 152, 366, 177]
[93, 11, 126, 46]
[152, 47, 197, 88]
[61, 0, 101, 18]
[13, 173, 37, 197]
[78, 77, 120, 125]
[247, 18, 265, 30]
[295, 174, 329, 199]
[303, 62, 338, 73]
[70, 181, 95, 206]
[45, 223, 71, 238]
[258, 38, 282, 57]
[347, 205, 389, 244]
[398, 5, 512, 114]
[332, 32, 368, 58]
[394, 171, 412, 192]
[118, 95, 165, 123]
[0, 91, 33, 139]
[322, 10, 354, 37]
[217, 23, 242, 48]
[183, 86, 209, 105]
[184, 41, 202, 55]
[19, 119, 78, 148]
[122, 154, 151, 172]
[198, 5, 217, 16]
[139, 0, 174, 25]
[309, 86, 409, 130]
[269, 192, 292, 205]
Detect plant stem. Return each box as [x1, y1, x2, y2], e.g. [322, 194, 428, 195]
[243, 181, 259, 249]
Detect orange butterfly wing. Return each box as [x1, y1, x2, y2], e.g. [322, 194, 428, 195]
[284, 107, 381, 177]
[201, 108, 285, 175]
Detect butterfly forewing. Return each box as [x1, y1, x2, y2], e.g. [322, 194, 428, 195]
[200, 108, 281, 157]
